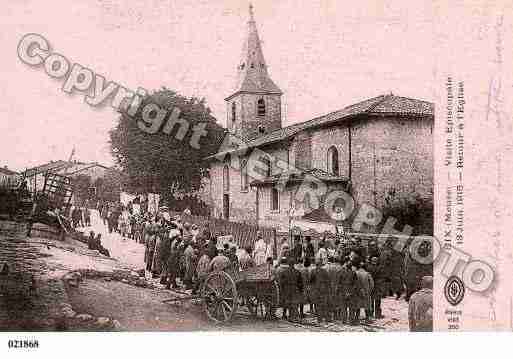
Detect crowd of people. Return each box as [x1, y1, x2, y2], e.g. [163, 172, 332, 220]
[70, 205, 91, 228]
[125, 209, 432, 329]
[97, 200, 165, 242]
[74, 199, 432, 330]
[141, 214, 236, 293]
[273, 235, 432, 330]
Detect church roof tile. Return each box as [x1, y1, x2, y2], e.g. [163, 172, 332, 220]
[242, 94, 433, 148]
[208, 94, 433, 160]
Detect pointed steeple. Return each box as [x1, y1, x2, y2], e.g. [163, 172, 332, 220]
[232, 4, 282, 96]
[225, 4, 283, 140]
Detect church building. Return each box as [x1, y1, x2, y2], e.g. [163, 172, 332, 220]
[207, 5, 434, 235]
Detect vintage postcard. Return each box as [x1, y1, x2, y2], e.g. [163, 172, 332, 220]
[0, 0, 512, 348]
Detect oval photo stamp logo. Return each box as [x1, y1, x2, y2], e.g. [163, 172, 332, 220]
[444, 275, 465, 306]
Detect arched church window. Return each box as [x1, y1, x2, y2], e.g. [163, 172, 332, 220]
[327, 146, 339, 176]
[271, 187, 279, 211]
[260, 156, 271, 177]
[257, 98, 266, 116]
[258, 125, 265, 135]
[223, 164, 230, 192]
[231, 102, 236, 123]
[240, 159, 248, 191]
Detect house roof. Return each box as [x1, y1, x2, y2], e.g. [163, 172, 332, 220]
[209, 94, 433, 159]
[243, 94, 433, 148]
[250, 167, 349, 187]
[24, 160, 110, 177]
[24, 160, 70, 177]
[65, 162, 110, 175]
[0, 167, 19, 176]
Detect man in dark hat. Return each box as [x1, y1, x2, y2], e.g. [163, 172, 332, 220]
[96, 234, 110, 257]
[408, 276, 433, 331]
[390, 244, 405, 299]
[71, 206, 81, 229]
[227, 246, 240, 272]
[276, 256, 303, 322]
[367, 256, 385, 318]
[183, 240, 197, 290]
[305, 236, 315, 262]
[404, 239, 433, 301]
[292, 235, 303, 263]
[325, 256, 343, 320]
[206, 236, 218, 260]
[165, 235, 182, 289]
[310, 257, 330, 324]
[144, 224, 157, 273]
[193, 244, 211, 294]
[87, 231, 97, 250]
[338, 256, 356, 324]
[354, 262, 374, 324]
[379, 239, 395, 297]
[368, 240, 380, 259]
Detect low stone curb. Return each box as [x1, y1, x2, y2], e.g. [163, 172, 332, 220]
[59, 268, 156, 330]
[73, 268, 157, 289]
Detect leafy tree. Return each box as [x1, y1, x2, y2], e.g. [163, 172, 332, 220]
[109, 88, 225, 203]
[381, 194, 433, 235]
[73, 174, 92, 204]
[94, 168, 126, 202]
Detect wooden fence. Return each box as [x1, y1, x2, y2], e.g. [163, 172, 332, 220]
[169, 211, 276, 256]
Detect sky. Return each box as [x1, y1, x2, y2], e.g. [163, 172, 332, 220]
[0, 0, 435, 172]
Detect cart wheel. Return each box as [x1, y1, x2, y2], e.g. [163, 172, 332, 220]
[245, 295, 259, 317]
[201, 271, 238, 323]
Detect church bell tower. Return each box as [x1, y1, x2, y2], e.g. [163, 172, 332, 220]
[225, 4, 283, 140]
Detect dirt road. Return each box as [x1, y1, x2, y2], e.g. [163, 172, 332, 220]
[1, 212, 409, 332]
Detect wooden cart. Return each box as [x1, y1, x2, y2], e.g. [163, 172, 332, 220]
[166, 263, 280, 324]
[26, 172, 74, 238]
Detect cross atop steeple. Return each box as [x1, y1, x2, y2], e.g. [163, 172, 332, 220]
[249, 3, 254, 22]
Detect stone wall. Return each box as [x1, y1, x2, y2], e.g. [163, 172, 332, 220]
[290, 131, 312, 169]
[350, 115, 433, 211]
[227, 93, 282, 139]
[257, 185, 293, 232]
[209, 160, 257, 224]
[210, 114, 433, 233]
[311, 126, 350, 177]
[209, 144, 289, 225]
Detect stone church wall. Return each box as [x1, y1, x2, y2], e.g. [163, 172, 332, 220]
[208, 145, 288, 225]
[349, 115, 433, 218]
[310, 125, 350, 178]
[227, 93, 281, 139]
[209, 114, 433, 233]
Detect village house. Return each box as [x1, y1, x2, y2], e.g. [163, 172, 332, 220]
[207, 6, 434, 235]
[0, 166, 20, 188]
[23, 160, 110, 200]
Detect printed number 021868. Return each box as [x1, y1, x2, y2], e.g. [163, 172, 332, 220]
[8, 339, 39, 349]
